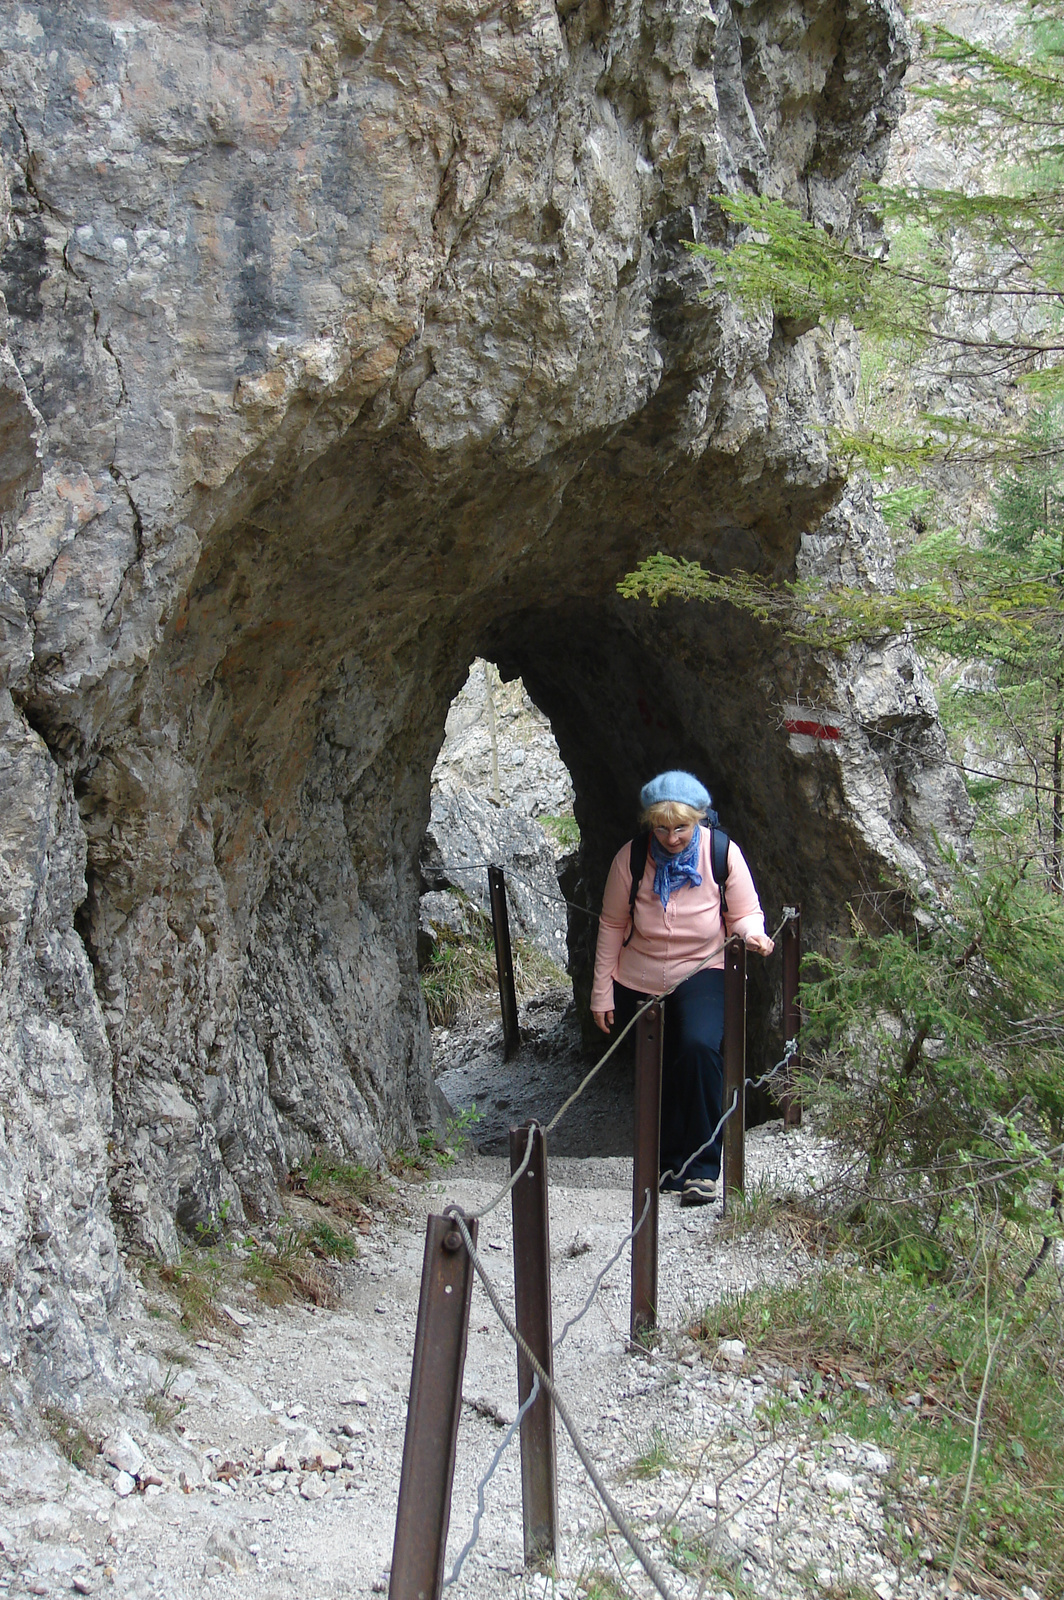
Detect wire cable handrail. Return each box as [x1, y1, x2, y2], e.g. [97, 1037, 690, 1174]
[444, 1372, 541, 1588]
[448, 1207, 677, 1600]
[445, 1193, 657, 1584]
[428, 851, 804, 937]
[553, 1188, 653, 1352]
[465, 913, 798, 1221]
[410, 870, 802, 1590]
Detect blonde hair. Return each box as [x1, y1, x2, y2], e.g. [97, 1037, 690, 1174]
[640, 800, 703, 831]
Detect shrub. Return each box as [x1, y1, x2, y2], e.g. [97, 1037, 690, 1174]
[801, 855, 1064, 1272]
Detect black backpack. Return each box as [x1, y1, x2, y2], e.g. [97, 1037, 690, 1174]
[623, 825, 730, 947]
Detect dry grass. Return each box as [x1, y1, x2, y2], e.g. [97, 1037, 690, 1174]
[153, 1248, 226, 1333]
[286, 1150, 390, 1224]
[691, 1259, 1064, 1598]
[43, 1407, 99, 1471]
[419, 910, 567, 1028]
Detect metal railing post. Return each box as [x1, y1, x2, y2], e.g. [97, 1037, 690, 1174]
[781, 908, 802, 1128]
[722, 937, 747, 1211]
[509, 1123, 558, 1567]
[390, 1212, 478, 1600]
[630, 1003, 662, 1342]
[488, 865, 520, 1061]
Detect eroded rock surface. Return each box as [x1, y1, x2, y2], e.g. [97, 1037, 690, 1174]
[422, 786, 568, 965]
[432, 661, 575, 820]
[0, 0, 972, 1398]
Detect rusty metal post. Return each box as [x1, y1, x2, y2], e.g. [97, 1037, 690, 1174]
[630, 1003, 663, 1343]
[722, 937, 747, 1211]
[509, 1123, 558, 1567]
[390, 1212, 478, 1600]
[781, 908, 802, 1128]
[488, 865, 520, 1061]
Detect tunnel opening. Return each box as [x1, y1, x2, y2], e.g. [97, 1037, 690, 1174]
[418, 656, 582, 1153]
[417, 616, 808, 1158]
[419, 659, 575, 1020]
[59, 392, 964, 1256]
[58, 348, 951, 1256]
[486, 599, 806, 1082]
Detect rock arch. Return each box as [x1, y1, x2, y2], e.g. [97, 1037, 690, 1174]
[0, 0, 967, 1395]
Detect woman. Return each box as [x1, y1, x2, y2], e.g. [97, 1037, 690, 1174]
[591, 771, 774, 1206]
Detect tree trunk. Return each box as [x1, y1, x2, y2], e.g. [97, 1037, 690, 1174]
[1052, 719, 1062, 893]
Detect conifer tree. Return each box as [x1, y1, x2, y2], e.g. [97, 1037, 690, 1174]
[693, 2, 1064, 465]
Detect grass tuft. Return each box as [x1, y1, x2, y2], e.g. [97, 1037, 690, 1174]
[575, 1569, 627, 1600]
[243, 1218, 355, 1309]
[148, 1204, 360, 1328]
[144, 1363, 188, 1430]
[419, 900, 567, 1028]
[541, 813, 580, 851]
[43, 1407, 99, 1471]
[627, 1424, 676, 1481]
[287, 1150, 388, 1222]
[661, 1522, 714, 1576]
[154, 1247, 225, 1333]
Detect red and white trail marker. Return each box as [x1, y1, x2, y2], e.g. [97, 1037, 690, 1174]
[783, 705, 841, 753]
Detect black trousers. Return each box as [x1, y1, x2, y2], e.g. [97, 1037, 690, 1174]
[614, 968, 726, 1185]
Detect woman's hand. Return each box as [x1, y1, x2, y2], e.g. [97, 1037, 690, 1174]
[744, 932, 775, 957]
[592, 1009, 614, 1033]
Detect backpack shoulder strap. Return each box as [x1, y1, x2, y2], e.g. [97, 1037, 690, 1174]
[623, 833, 649, 947]
[710, 827, 730, 918]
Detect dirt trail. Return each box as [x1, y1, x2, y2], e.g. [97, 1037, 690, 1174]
[0, 1012, 965, 1600]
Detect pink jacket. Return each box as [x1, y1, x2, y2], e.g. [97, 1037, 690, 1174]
[591, 831, 767, 1011]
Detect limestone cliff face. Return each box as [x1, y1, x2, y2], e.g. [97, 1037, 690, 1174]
[0, 0, 963, 1399]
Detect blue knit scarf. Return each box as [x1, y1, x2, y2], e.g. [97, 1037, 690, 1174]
[649, 825, 703, 911]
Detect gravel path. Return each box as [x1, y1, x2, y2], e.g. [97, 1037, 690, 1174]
[0, 1012, 976, 1600]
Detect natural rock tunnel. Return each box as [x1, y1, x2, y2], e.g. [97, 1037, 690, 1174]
[78, 410, 875, 1250]
[0, 0, 972, 1397]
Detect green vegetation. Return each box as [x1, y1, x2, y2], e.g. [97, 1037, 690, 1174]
[419, 924, 499, 1026]
[154, 1245, 226, 1332]
[764, 850, 1064, 1590]
[242, 1219, 354, 1309]
[43, 1407, 99, 1471]
[685, 3, 1064, 468]
[660, 1523, 714, 1577]
[410, 1104, 484, 1171]
[288, 1150, 387, 1220]
[912, 405, 1064, 882]
[419, 901, 567, 1027]
[444, 1102, 483, 1152]
[804, 857, 1064, 1210]
[144, 1363, 188, 1430]
[692, 1259, 1064, 1598]
[542, 812, 581, 850]
[687, 843, 1064, 1591]
[148, 1194, 365, 1331]
[627, 1425, 676, 1481]
[574, 1568, 629, 1600]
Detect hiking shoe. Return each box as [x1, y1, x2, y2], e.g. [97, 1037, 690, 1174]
[680, 1177, 718, 1207]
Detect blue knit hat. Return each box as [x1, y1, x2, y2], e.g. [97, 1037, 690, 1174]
[640, 770, 712, 814]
